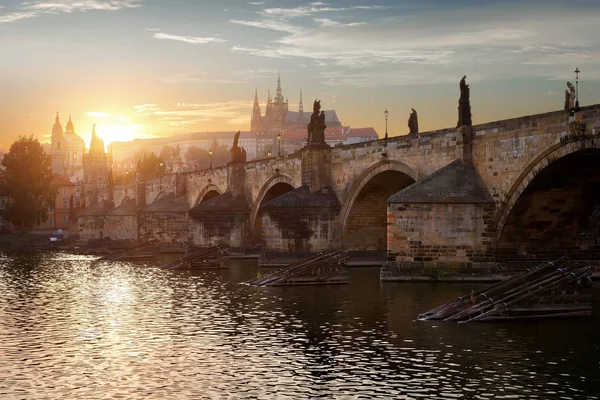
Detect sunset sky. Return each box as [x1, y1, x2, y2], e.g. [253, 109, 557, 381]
[0, 0, 599, 149]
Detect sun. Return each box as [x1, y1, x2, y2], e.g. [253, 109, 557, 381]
[95, 124, 143, 146]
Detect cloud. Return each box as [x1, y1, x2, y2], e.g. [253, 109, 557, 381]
[0, 0, 140, 23]
[153, 32, 227, 44]
[260, 4, 384, 18]
[0, 11, 36, 22]
[230, 2, 600, 86]
[229, 19, 300, 33]
[160, 69, 280, 84]
[313, 18, 366, 27]
[86, 111, 112, 118]
[132, 101, 253, 128]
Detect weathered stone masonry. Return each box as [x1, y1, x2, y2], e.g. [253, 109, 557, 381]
[77, 103, 600, 269]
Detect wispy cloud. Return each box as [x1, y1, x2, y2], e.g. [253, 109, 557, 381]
[132, 101, 253, 128]
[153, 32, 227, 45]
[229, 18, 300, 33]
[0, 0, 140, 23]
[85, 111, 112, 118]
[160, 69, 279, 84]
[229, 2, 600, 86]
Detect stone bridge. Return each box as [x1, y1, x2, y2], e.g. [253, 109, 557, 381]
[103, 104, 600, 269]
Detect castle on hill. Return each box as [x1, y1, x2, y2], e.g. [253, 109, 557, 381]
[250, 73, 342, 134]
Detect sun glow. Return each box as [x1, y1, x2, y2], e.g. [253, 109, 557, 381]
[95, 124, 143, 146]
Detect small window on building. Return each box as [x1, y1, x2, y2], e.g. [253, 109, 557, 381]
[62, 215, 68, 223]
[63, 188, 68, 195]
[63, 200, 68, 209]
[49, 218, 54, 225]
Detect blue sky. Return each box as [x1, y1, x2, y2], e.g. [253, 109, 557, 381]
[0, 0, 599, 147]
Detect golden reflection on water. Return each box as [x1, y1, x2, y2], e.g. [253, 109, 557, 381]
[0, 252, 599, 399]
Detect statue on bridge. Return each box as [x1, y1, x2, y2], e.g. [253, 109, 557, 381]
[307, 99, 327, 146]
[408, 108, 419, 134]
[457, 75, 472, 127]
[564, 82, 576, 111]
[230, 131, 247, 164]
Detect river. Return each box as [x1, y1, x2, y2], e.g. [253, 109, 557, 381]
[1, 252, 599, 399]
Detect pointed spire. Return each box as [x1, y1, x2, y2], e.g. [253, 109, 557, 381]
[65, 115, 75, 134]
[299, 89, 303, 112]
[90, 124, 105, 155]
[251, 88, 263, 133]
[52, 111, 64, 137]
[274, 72, 284, 103]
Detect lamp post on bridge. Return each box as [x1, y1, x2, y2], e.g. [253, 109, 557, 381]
[209, 149, 213, 170]
[277, 132, 281, 157]
[159, 162, 164, 191]
[384, 109, 389, 148]
[574, 67, 580, 112]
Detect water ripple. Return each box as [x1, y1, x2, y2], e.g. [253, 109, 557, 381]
[0, 252, 599, 399]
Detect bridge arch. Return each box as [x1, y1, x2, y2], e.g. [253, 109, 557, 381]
[250, 174, 296, 242]
[194, 183, 223, 205]
[496, 136, 600, 259]
[340, 160, 417, 250]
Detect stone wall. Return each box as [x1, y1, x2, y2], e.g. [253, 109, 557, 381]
[262, 208, 340, 252]
[138, 212, 189, 243]
[189, 212, 249, 248]
[113, 183, 137, 206]
[105, 215, 138, 241]
[387, 203, 494, 268]
[78, 215, 105, 240]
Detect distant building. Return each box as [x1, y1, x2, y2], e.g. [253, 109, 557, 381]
[52, 174, 76, 229]
[33, 173, 76, 230]
[82, 125, 113, 208]
[49, 113, 85, 183]
[109, 74, 378, 164]
[251, 74, 342, 135]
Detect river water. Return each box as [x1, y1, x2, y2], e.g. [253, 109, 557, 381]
[0, 252, 599, 399]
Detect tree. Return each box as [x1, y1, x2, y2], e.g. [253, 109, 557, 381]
[135, 150, 166, 181]
[160, 145, 181, 169]
[184, 146, 210, 170]
[0, 136, 56, 231]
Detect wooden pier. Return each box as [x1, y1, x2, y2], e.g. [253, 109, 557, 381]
[245, 250, 349, 286]
[161, 245, 229, 270]
[419, 257, 594, 322]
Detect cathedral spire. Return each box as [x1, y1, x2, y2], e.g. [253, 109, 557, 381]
[299, 90, 303, 113]
[251, 88, 263, 133]
[89, 124, 105, 155]
[274, 72, 284, 104]
[52, 111, 64, 137]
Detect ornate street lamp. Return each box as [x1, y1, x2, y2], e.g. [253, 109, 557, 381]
[209, 149, 213, 170]
[277, 132, 281, 156]
[574, 67, 581, 112]
[384, 109, 389, 146]
[159, 162, 164, 190]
